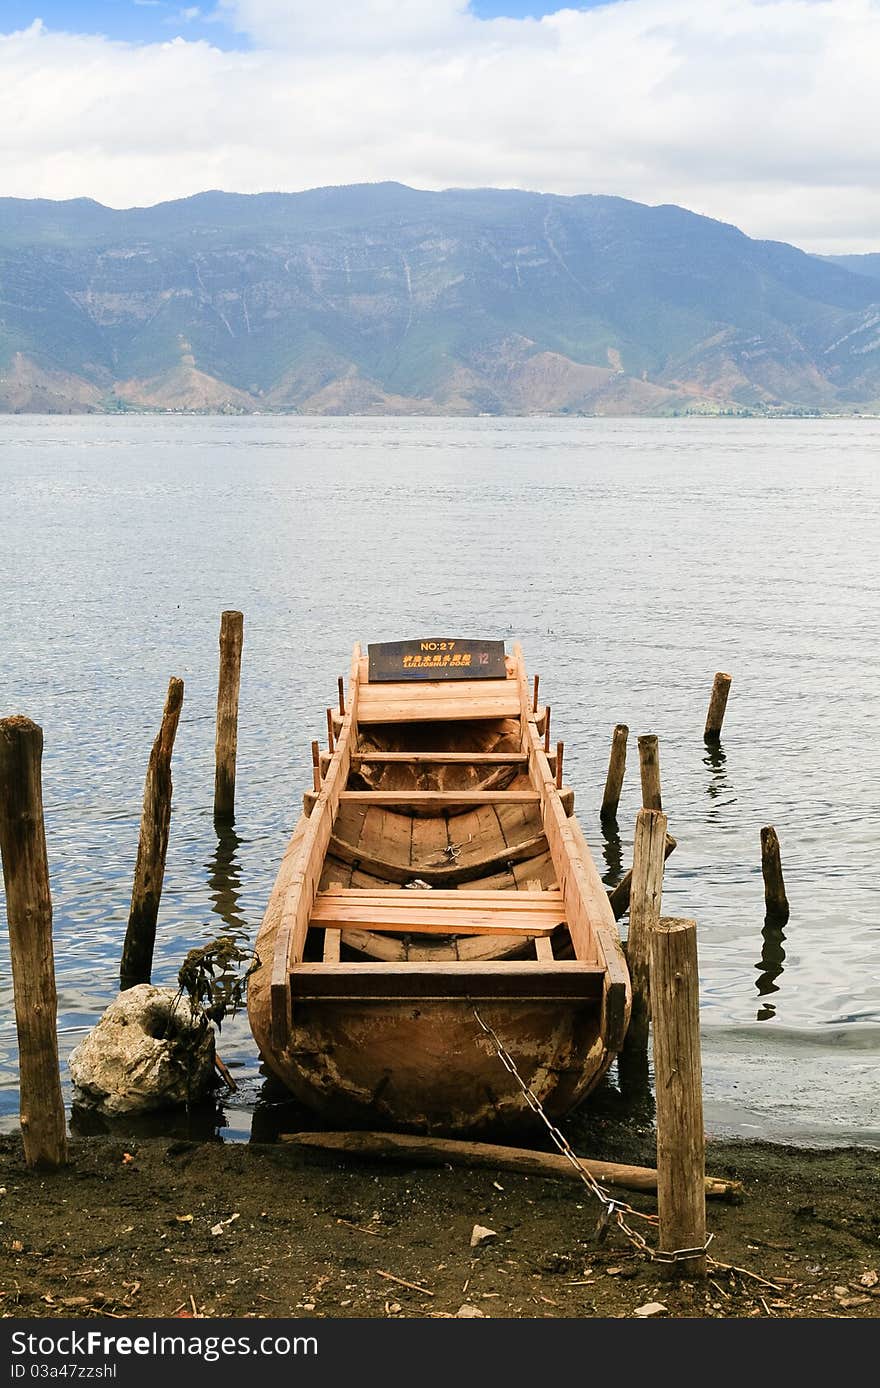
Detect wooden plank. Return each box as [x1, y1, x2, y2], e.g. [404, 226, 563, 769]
[356, 805, 396, 861]
[312, 903, 562, 931]
[313, 899, 562, 919]
[358, 691, 519, 710]
[290, 960, 604, 1000]
[449, 804, 510, 865]
[352, 753, 529, 765]
[339, 791, 541, 806]
[357, 679, 520, 724]
[320, 917, 556, 938]
[359, 678, 515, 702]
[316, 889, 563, 904]
[511, 849, 556, 890]
[358, 703, 520, 725]
[409, 810, 450, 870]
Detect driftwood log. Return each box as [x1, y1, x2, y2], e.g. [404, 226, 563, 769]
[280, 1130, 742, 1201]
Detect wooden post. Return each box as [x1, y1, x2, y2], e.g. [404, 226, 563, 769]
[704, 672, 732, 743]
[600, 723, 628, 823]
[608, 832, 676, 921]
[555, 741, 564, 790]
[651, 917, 706, 1277]
[638, 733, 662, 810]
[543, 706, 551, 753]
[213, 610, 244, 823]
[338, 677, 345, 716]
[0, 717, 67, 1170]
[532, 675, 539, 713]
[623, 807, 668, 1050]
[761, 825, 789, 923]
[326, 707, 335, 754]
[120, 677, 184, 991]
[311, 740, 321, 793]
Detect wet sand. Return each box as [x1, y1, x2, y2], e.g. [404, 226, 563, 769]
[2, 1133, 879, 1320]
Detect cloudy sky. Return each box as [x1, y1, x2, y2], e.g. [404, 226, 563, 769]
[1, 0, 878, 252]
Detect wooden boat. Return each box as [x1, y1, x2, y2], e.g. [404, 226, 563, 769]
[248, 640, 630, 1136]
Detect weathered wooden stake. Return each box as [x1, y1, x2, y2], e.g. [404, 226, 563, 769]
[532, 674, 539, 713]
[311, 740, 321, 793]
[120, 677, 184, 991]
[704, 672, 732, 742]
[623, 807, 668, 1051]
[761, 825, 789, 923]
[326, 707, 335, 754]
[608, 832, 676, 921]
[543, 706, 551, 753]
[0, 717, 68, 1170]
[213, 610, 244, 823]
[338, 677, 346, 716]
[600, 723, 628, 823]
[555, 741, 564, 790]
[651, 917, 706, 1277]
[638, 733, 662, 810]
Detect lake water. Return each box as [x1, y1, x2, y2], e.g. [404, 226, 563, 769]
[1, 415, 878, 1147]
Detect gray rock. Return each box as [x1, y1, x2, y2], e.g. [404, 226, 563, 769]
[633, 1301, 668, 1318]
[69, 985, 215, 1115]
[470, 1224, 497, 1248]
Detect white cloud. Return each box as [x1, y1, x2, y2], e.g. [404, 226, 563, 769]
[218, 0, 473, 51]
[1, 1, 879, 251]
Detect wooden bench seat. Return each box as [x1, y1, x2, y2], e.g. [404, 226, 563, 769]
[338, 790, 540, 806]
[290, 960, 604, 1000]
[357, 678, 521, 724]
[352, 752, 528, 765]
[311, 888, 566, 937]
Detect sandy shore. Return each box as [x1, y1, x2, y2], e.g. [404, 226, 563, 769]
[2, 1133, 879, 1320]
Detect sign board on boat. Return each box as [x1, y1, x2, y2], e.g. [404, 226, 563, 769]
[368, 639, 507, 682]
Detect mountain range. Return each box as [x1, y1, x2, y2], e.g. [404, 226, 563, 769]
[1, 183, 879, 415]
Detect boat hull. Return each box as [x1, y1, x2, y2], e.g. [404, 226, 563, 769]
[250, 989, 613, 1136]
[247, 645, 631, 1136]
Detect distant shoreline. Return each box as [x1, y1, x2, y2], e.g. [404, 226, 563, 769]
[3, 407, 880, 420]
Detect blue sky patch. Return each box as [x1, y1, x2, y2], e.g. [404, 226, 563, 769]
[2, 2, 619, 48]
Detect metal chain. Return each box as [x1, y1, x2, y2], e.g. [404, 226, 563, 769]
[473, 1007, 713, 1266]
